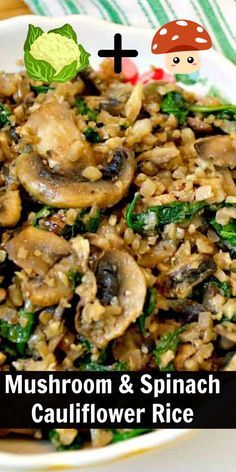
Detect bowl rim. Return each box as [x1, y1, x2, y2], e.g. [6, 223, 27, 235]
[0, 429, 191, 469]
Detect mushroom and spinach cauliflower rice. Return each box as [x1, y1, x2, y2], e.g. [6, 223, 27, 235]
[0, 60, 236, 449]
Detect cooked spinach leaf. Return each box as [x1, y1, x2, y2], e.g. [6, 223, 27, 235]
[48, 430, 83, 451]
[61, 208, 101, 239]
[0, 310, 35, 354]
[205, 278, 232, 298]
[31, 85, 52, 95]
[209, 218, 236, 255]
[126, 193, 206, 234]
[32, 205, 57, 228]
[0, 103, 11, 128]
[160, 91, 236, 125]
[76, 97, 98, 121]
[67, 269, 82, 290]
[77, 334, 92, 353]
[153, 326, 186, 371]
[79, 361, 127, 371]
[160, 91, 188, 125]
[139, 287, 157, 335]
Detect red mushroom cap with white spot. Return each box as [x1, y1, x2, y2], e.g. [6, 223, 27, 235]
[151, 19, 212, 54]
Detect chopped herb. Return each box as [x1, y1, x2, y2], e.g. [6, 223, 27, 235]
[153, 326, 186, 371]
[83, 127, 101, 142]
[67, 269, 82, 290]
[112, 429, 152, 443]
[76, 97, 99, 121]
[126, 193, 206, 234]
[61, 208, 101, 239]
[32, 205, 57, 228]
[86, 209, 101, 232]
[0, 103, 11, 128]
[139, 287, 157, 335]
[31, 85, 52, 95]
[0, 310, 35, 354]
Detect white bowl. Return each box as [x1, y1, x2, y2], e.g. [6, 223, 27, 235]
[0, 14, 235, 471]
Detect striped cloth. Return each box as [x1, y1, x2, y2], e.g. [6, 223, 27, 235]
[24, 0, 236, 63]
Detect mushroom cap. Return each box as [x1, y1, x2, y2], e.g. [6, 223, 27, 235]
[5, 226, 71, 276]
[151, 19, 212, 54]
[16, 151, 135, 209]
[195, 135, 236, 168]
[76, 249, 147, 348]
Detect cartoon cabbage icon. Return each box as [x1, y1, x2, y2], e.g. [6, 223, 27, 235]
[24, 24, 90, 83]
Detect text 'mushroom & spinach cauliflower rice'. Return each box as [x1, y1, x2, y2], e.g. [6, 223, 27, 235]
[0, 60, 236, 448]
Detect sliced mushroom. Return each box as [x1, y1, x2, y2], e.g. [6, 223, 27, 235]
[96, 260, 119, 305]
[5, 226, 71, 276]
[169, 299, 206, 323]
[187, 116, 213, 134]
[102, 148, 125, 178]
[195, 135, 236, 167]
[0, 189, 21, 227]
[16, 148, 135, 208]
[75, 249, 146, 348]
[100, 98, 124, 116]
[22, 255, 75, 307]
[203, 281, 221, 312]
[79, 66, 103, 94]
[158, 254, 216, 298]
[19, 101, 94, 172]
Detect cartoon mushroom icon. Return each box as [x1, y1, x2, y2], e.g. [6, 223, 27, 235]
[151, 19, 212, 75]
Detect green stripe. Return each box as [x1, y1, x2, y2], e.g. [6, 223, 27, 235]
[97, 0, 123, 23]
[113, 0, 130, 25]
[165, 0, 177, 18]
[32, 0, 45, 15]
[74, 0, 86, 14]
[137, 0, 155, 28]
[90, 0, 107, 20]
[198, 0, 235, 62]
[147, 0, 169, 25]
[64, 0, 80, 14]
[213, 0, 236, 42]
[59, 0, 70, 14]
